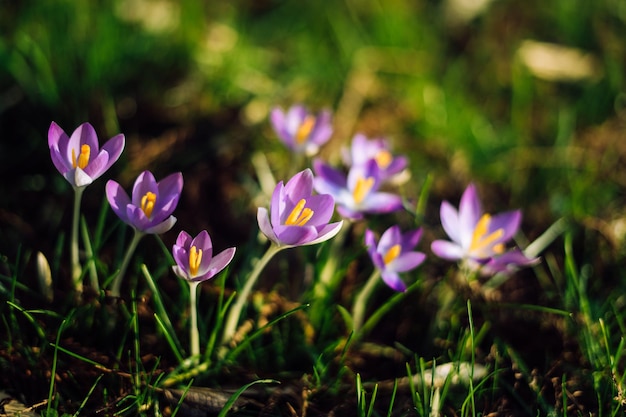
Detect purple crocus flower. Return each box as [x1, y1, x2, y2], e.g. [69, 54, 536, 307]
[106, 170, 183, 234]
[431, 183, 537, 273]
[342, 133, 408, 181]
[365, 226, 426, 292]
[270, 105, 333, 156]
[48, 122, 125, 188]
[257, 169, 343, 247]
[172, 230, 236, 282]
[313, 158, 404, 220]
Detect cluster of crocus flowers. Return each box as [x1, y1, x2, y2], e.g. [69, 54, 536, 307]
[431, 183, 538, 275]
[172, 230, 236, 358]
[48, 121, 126, 294]
[106, 170, 184, 296]
[270, 105, 333, 156]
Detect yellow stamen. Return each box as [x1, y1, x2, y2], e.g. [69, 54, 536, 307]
[285, 199, 314, 226]
[469, 214, 505, 255]
[71, 144, 91, 169]
[295, 116, 316, 144]
[383, 244, 401, 265]
[375, 150, 393, 169]
[353, 176, 375, 204]
[189, 246, 203, 276]
[141, 192, 157, 218]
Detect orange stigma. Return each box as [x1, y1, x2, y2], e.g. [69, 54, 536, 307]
[469, 214, 505, 256]
[189, 246, 203, 276]
[353, 176, 375, 204]
[285, 199, 314, 226]
[71, 144, 91, 169]
[295, 116, 316, 144]
[383, 244, 401, 265]
[141, 192, 157, 218]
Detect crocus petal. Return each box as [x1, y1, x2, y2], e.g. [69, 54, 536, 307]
[176, 230, 193, 248]
[313, 159, 347, 189]
[144, 215, 177, 234]
[483, 249, 539, 274]
[489, 210, 522, 242]
[381, 271, 406, 292]
[269, 180, 285, 228]
[106, 180, 131, 223]
[384, 156, 408, 177]
[440, 201, 461, 244]
[283, 169, 314, 202]
[303, 194, 335, 226]
[389, 252, 426, 273]
[401, 229, 423, 250]
[48, 122, 67, 148]
[193, 231, 215, 276]
[378, 225, 402, 251]
[70, 167, 94, 187]
[50, 149, 71, 174]
[305, 221, 343, 246]
[156, 172, 184, 206]
[100, 134, 125, 171]
[431, 240, 464, 260]
[204, 247, 237, 278]
[257, 207, 279, 244]
[458, 183, 482, 247]
[132, 171, 158, 207]
[48, 122, 71, 174]
[364, 229, 378, 249]
[359, 192, 403, 213]
[172, 245, 190, 277]
[172, 265, 190, 280]
[285, 105, 307, 134]
[82, 151, 109, 179]
[274, 225, 318, 246]
[308, 110, 333, 146]
[66, 123, 98, 163]
[337, 206, 363, 220]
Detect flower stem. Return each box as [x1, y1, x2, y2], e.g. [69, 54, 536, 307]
[71, 187, 85, 295]
[351, 269, 381, 336]
[188, 281, 200, 360]
[222, 243, 283, 347]
[110, 229, 144, 297]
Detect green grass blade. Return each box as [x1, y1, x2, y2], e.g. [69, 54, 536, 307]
[216, 379, 279, 417]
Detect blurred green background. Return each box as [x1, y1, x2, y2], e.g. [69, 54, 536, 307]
[1, 0, 625, 272]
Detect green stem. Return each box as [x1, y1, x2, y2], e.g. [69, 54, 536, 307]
[352, 269, 381, 335]
[189, 281, 200, 360]
[109, 229, 144, 297]
[222, 243, 283, 346]
[71, 187, 85, 295]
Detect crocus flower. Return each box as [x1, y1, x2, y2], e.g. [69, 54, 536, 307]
[313, 158, 403, 220]
[172, 230, 236, 282]
[342, 133, 408, 181]
[270, 105, 333, 156]
[106, 170, 183, 234]
[257, 168, 343, 247]
[48, 122, 125, 188]
[431, 183, 537, 273]
[365, 226, 426, 292]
